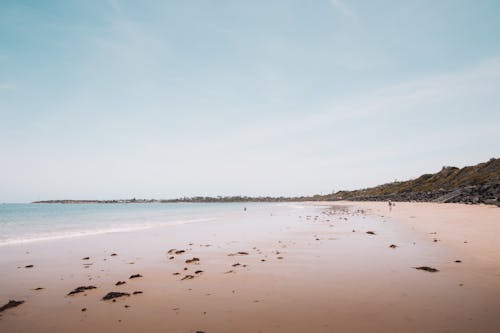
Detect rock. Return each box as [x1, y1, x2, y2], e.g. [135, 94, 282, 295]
[25, 265, 34, 268]
[68, 286, 97, 296]
[366, 231, 376, 235]
[228, 251, 249, 256]
[175, 250, 185, 255]
[195, 270, 203, 274]
[115, 281, 126, 286]
[454, 260, 462, 263]
[102, 292, 130, 301]
[132, 291, 143, 295]
[110, 253, 117, 256]
[81, 308, 87, 312]
[232, 263, 241, 267]
[82, 257, 90, 260]
[389, 244, 397, 249]
[185, 257, 200, 264]
[0, 300, 25, 313]
[33, 287, 44, 291]
[181, 275, 194, 280]
[129, 274, 142, 279]
[414, 266, 439, 273]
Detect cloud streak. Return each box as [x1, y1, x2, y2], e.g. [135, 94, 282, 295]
[329, 0, 358, 21]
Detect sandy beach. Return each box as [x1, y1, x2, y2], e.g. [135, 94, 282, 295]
[1, 202, 500, 333]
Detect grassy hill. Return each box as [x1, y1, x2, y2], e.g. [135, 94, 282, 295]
[328, 157, 499, 204]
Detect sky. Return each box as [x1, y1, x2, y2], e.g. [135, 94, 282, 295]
[1, 0, 499, 202]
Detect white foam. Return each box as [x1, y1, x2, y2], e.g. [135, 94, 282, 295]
[0, 217, 217, 246]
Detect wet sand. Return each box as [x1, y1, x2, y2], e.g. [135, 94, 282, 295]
[1, 202, 499, 332]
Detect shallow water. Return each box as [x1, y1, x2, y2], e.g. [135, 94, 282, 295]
[0, 202, 289, 246]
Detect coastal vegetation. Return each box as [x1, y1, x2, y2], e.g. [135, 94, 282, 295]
[33, 158, 499, 206]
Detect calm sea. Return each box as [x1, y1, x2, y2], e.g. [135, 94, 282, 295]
[0, 202, 282, 246]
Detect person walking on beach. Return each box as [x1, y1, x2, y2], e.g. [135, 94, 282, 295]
[388, 200, 393, 211]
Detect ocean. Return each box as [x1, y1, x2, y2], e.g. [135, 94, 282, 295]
[0, 202, 283, 246]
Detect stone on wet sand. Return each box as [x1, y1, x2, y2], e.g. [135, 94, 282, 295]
[102, 292, 130, 301]
[414, 266, 439, 273]
[185, 257, 200, 264]
[67, 286, 97, 296]
[129, 274, 142, 279]
[0, 300, 25, 313]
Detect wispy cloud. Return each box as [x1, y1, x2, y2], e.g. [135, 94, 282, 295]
[0, 83, 15, 90]
[329, 0, 358, 21]
[176, 56, 500, 159]
[108, 0, 122, 14]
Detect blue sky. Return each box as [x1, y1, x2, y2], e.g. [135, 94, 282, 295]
[1, 0, 499, 202]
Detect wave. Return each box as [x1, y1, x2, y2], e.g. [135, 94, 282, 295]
[0, 217, 217, 247]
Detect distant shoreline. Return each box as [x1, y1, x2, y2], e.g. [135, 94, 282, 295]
[32, 158, 499, 206]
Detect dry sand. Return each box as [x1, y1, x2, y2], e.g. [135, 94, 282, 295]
[0, 202, 499, 332]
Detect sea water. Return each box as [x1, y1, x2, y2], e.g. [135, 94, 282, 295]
[0, 202, 283, 246]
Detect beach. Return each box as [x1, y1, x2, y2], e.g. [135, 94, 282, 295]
[1, 201, 500, 332]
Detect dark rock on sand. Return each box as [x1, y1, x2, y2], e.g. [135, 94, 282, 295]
[110, 253, 117, 256]
[25, 265, 34, 268]
[455, 260, 462, 263]
[228, 251, 249, 256]
[185, 257, 200, 264]
[389, 244, 397, 249]
[181, 275, 195, 280]
[82, 257, 90, 260]
[129, 274, 142, 279]
[132, 291, 143, 295]
[414, 266, 439, 273]
[33, 287, 44, 291]
[102, 292, 130, 301]
[81, 308, 87, 312]
[175, 250, 185, 255]
[68, 286, 97, 296]
[366, 231, 376, 235]
[115, 281, 126, 286]
[195, 270, 203, 274]
[0, 300, 25, 312]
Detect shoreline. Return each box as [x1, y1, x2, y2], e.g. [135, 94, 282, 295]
[1, 202, 499, 332]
